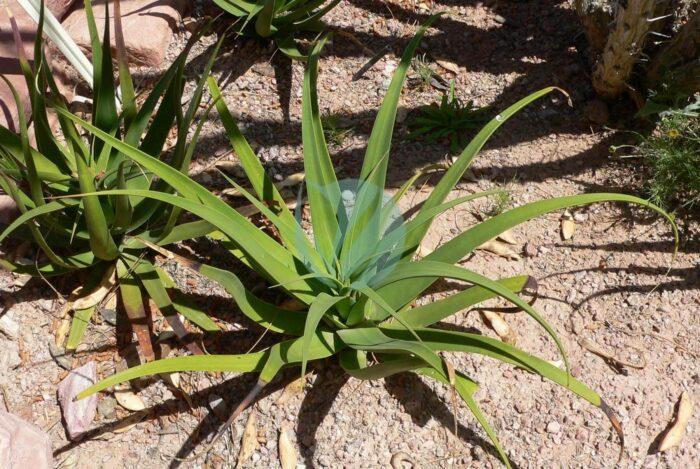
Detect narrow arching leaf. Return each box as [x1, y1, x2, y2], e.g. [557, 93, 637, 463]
[300, 294, 344, 378]
[376, 194, 678, 313]
[392, 275, 529, 328]
[383, 327, 600, 406]
[66, 306, 96, 350]
[75, 155, 119, 260]
[373, 260, 569, 373]
[117, 259, 155, 362]
[302, 35, 344, 264]
[417, 367, 511, 468]
[340, 14, 440, 271]
[401, 88, 557, 257]
[77, 330, 343, 399]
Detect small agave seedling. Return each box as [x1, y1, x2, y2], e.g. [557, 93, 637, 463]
[0, 0, 224, 358]
[408, 80, 491, 154]
[213, 0, 339, 59]
[63, 16, 676, 467]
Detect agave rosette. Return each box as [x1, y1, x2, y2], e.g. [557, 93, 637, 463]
[0, 0, 224, 357]
[56, 16, 677, 466]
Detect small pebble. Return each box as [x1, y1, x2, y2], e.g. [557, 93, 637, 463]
[546, 421, 561, 433]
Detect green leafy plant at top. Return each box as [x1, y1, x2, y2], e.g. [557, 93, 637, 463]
[0, 0, 224, 358]
[212, 0, 340, 60]
[58, 16, 677, 466]
[408, 81, 491, 154]
[634, 104, 700, 210]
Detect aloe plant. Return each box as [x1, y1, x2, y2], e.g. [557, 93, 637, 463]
[0, 0, 223, 358]
[213, 0, 339, 59]
[56, 17, 676, 466]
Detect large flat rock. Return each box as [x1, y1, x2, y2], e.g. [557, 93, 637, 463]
[0, 411, 53, 468]
[62, 0, 183, 67]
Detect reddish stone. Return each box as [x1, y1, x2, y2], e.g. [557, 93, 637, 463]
[0, 411, 53, 468]
[62, 0, 184, 67]
[57, 361, 98, 440]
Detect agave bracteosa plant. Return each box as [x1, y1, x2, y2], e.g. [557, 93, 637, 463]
[59, 17, 676, 466]
[212, 0, 339, 59]
[0, 0, 224, 358]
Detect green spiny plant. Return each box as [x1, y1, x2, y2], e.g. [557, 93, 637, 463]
[57, 17, 677, 466]
[487, 185, 513, 217]
[408, 81, 491, 154]
[412, 53, 437, 89]
[0, 0, 223, 358]
[212, 0, 340, 59]
[321, 113, 353, 147]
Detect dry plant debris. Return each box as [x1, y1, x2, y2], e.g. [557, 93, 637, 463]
[658, 391, 694, 452]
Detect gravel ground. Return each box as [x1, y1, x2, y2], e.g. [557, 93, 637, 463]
[0, 1, 698, 468]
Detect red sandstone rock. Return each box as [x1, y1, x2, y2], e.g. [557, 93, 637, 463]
[62, 0, 183, 67]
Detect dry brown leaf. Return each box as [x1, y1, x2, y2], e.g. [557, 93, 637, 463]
[276, 375, 305, 405]
[278, 427, 297, 469]
[390, 451, 416, 468]
[114, 390, 146, 412]
[481, 311, 517, 345]
[658, 391, 694, 452]
[277, 172, 305, 189]
[436, 59, 460, 74]
[561, 211, 576, 240]
[72, 264, 116, 310]
[477, 239, 521, 260]
[415, 243, 431, 258]
[111, 411, 146, 434]
[236, 410, 259, 468]
[280, 298, 306, 311]
[497, 229, 518, 245]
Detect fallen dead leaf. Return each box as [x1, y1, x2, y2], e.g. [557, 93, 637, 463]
[276, 375, 305, 405]
[278, 427, 297, 469]
[390, 451, 416, 468]
[436, 59, 460, 74]
[561, 211, 576, 240]
[280, 298, 306, 312]
[497, 228, 518, 245]
[415, 243, 431, 258]
[72, 264, 116, 310]
[114, 390, 146, 412]
[481, 311, 517, 345]
[236, 410, 259, 468]
[477, 239, 521, 260]
[111, 411, 146, 434]
[658, 391, 694, 452]
[276, 172, 305, 189]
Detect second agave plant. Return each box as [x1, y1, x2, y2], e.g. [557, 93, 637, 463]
[61, 16, 676, 467]
[0, 1, 224, 358]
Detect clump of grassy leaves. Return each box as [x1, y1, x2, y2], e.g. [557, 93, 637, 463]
[412, 53, 437, 89]
[638, 103, 700, 210]
[0, 0, 222, 358]
[409, 81, 491, 154]
[62, 16, 677, 467]
[321, 114, 353, 147]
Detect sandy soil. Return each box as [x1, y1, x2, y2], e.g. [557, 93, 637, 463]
[0, 1, 698, 468]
